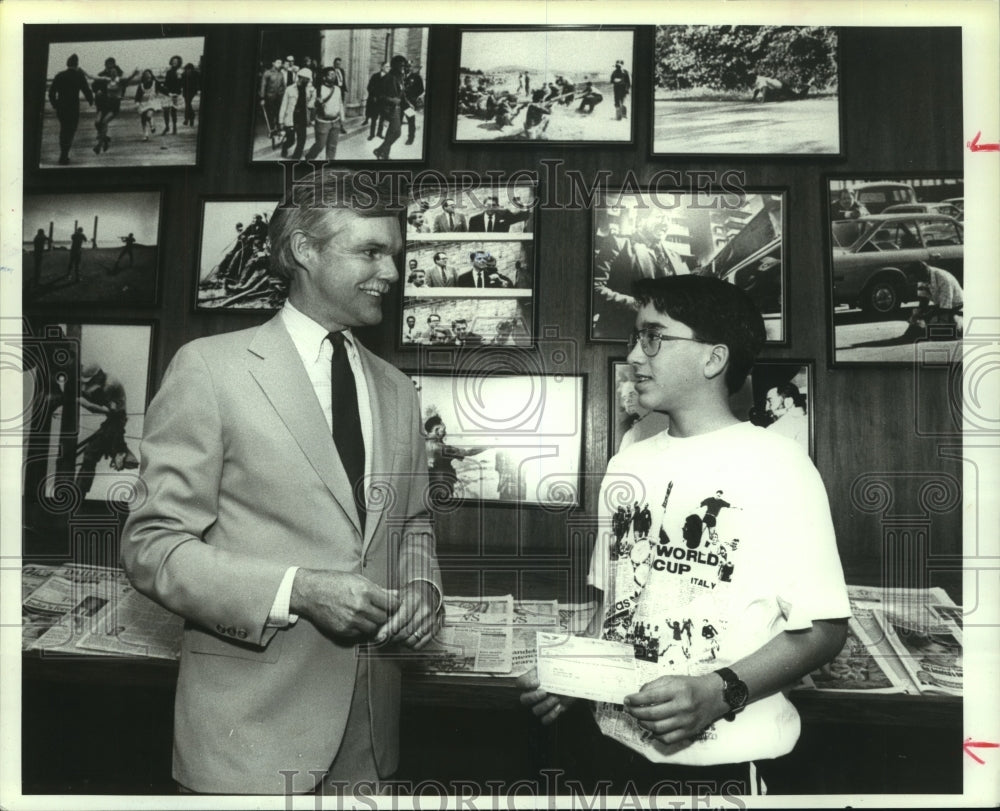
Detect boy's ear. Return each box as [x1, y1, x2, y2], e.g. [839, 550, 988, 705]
[703, 343, 730, 383]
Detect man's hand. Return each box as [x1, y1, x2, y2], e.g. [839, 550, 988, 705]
[375, 580, 439, 650]
[623, 673, 727, 746]
[290, 568, 399, 640]
[517, 667, 576, 725]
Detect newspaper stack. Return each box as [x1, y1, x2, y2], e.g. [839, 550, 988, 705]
[801, 585, 962, 696]
[22, 563, 183, 661]
[417, 595, 597, 677]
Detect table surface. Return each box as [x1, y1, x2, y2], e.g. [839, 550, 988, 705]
[22, 650, 961, 728]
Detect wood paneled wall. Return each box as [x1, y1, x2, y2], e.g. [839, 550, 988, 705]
[22, 24, 964, 601]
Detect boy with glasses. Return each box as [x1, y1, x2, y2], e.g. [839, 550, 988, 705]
[520, 275, 849, 797]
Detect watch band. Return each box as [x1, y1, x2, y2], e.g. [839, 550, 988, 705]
[714, 666, 749, 721]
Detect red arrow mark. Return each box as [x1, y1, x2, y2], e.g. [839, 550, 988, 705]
[963, 738, 999, 764]
[968, 131, 1000, 152]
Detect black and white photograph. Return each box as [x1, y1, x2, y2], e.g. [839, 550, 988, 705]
[652, 26, 840, 155]
[26, 322, 153, 504]
[591, 190, 786, 343]
[827, 176, 964, 365]
[39, 35, 203, 168]
[401, 297, 533, 348]
[609, 360, 671, 457]
[400, 183, 537, 347]
[195, 198, 285, 310]
[7, 6, 991, 807]
[454, 28, 634, 143]
[22, 189, 162, 308]
[251, 27, 428, 163]
[744, 360, 814, 459]
[405, 185, 535, 237]
[410, 372, 584, 507]
[403, 241, 533, 295]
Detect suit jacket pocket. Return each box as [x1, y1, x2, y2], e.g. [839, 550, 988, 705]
[185, 622, 285, 664]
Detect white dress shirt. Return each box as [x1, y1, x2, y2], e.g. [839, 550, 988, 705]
[266, 301, 374, 627]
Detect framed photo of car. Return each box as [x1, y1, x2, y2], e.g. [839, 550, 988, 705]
[21, 319, 155, 509]
[453, 27, 635, 145]
[825, 174, 965, 366]
[408, 371, 585, 509]
[608, 359, 671, 459]
[37, 31, 205, 169]
[590, 188, 788, 345]
[250, 26, 429, 164]
[195, 197, 285, 311]
[742, 360, 815, 460]
[399, 181, 538, 349]
[651, 25, 841, 156]
[22, 187, 164, 309]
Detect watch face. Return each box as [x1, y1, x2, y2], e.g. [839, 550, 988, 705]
[725, 680, 749, 710]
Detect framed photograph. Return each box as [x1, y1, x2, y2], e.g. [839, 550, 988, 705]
[742, 360, 815, 459]
[39, 35, 204, 168]
[409, 372, 585, 508]
[454, 27, 635, 144]
[825, 175, 964, 366]
[608, 360, 671, 458]
[399, 181, 538, 348]
[652, 26, 841, 156]
[22, 188, 163, 308]
[251, 26, 429, 163]
[591, 188, 787, 344]
[195, 197, 285, 311]
[21, 321, 154, 507]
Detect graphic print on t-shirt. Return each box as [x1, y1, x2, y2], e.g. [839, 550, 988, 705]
[603, 480, 743, 670]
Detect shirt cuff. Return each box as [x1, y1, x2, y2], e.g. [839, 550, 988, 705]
[266, 566, 301, 628]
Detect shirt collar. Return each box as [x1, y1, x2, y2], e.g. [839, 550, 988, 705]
[281, 300, 354, 363]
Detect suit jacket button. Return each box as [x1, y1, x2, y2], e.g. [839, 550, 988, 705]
[237, 628, 248, 639]
[216, 624, 225, 634]
[226, 626, 236, 637]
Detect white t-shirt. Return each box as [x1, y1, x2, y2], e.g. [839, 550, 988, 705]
[588, 422, 850, 765]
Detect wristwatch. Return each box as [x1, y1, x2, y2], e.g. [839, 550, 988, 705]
[714, 667, 749, 721]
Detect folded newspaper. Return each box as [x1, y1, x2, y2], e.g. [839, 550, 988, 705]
[23, 563, 183, 660]
[416, 596, 597, 677]
[801, 585, 962, 695]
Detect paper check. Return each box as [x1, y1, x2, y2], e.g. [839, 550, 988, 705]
[535, 632, 640, 704]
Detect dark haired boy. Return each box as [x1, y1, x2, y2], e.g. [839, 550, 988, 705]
[520, 275, 849, 795]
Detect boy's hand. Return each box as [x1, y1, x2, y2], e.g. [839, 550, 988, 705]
[516, 667, 576, 725]
[623, 673, 728, 746]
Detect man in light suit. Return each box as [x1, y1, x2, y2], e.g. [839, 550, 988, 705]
[123, 169, 442, 796]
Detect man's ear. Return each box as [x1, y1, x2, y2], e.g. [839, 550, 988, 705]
[288, 230, 315, 273]
[703, 343, 730, 384]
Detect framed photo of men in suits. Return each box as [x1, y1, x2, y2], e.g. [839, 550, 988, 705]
[590, 188, 788, 345]
[399, 181, 539, 349]
[454, 27, 635, 144]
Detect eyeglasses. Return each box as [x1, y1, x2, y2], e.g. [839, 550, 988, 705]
[627, 327, 708, 357]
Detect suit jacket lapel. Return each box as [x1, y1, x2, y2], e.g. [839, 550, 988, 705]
[246, 317, 363, 536]
[357, 344, 398, 553]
